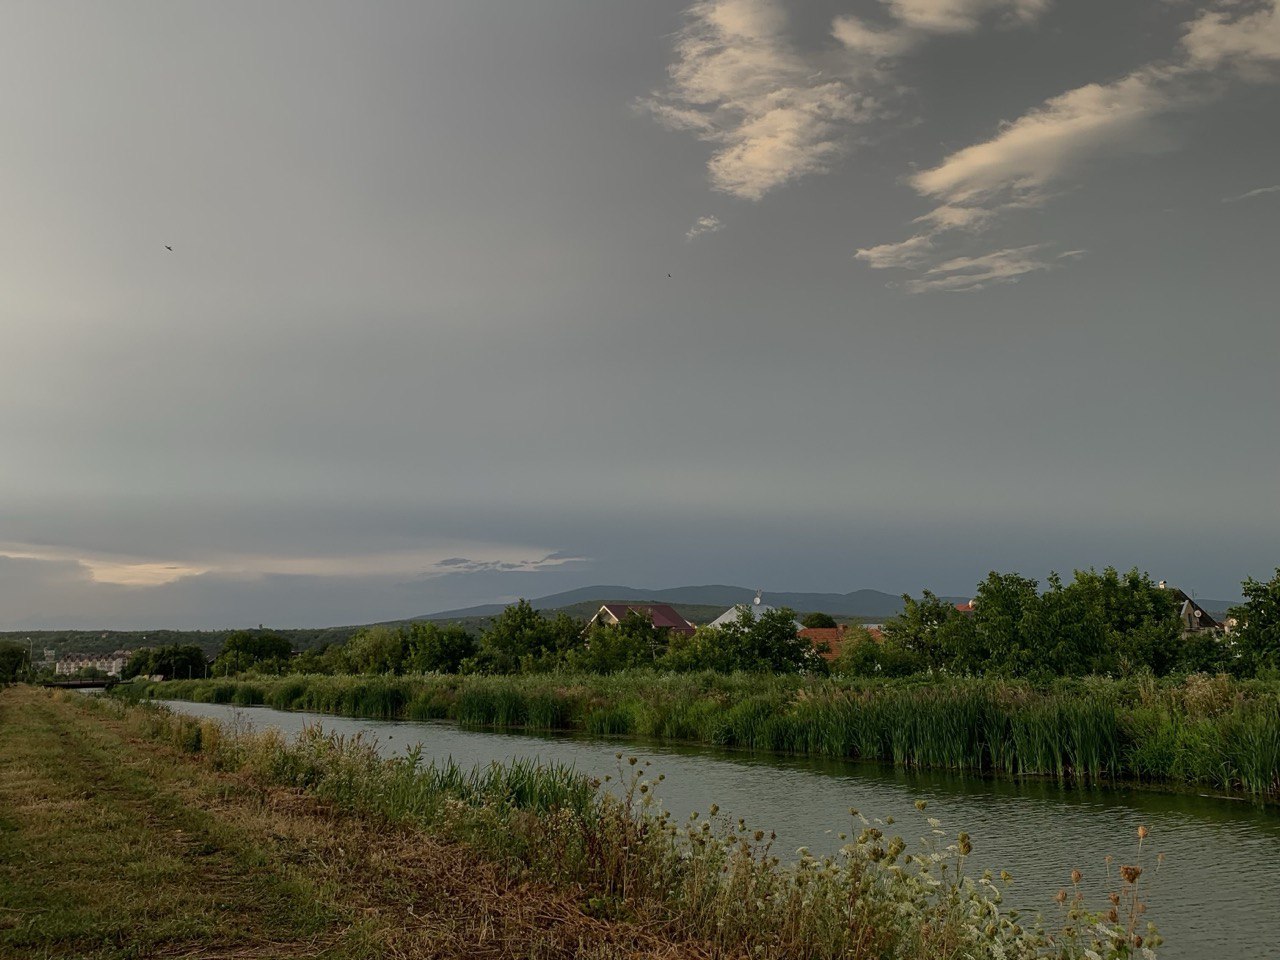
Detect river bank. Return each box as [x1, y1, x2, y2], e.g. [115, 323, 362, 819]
[3, 686, 1156, 960]
[127, 671, 1280, 803]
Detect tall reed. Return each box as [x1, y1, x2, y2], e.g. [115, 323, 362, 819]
[127, 670, 1280, 802]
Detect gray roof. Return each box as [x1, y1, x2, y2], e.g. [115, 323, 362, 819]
[709, 599, 803, 630]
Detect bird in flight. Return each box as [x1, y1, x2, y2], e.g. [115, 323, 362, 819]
[165, 245, 173, 251]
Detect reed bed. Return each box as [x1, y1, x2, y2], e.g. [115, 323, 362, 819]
[77, 692, 1162, 960]
[130, 671, 1280, 802]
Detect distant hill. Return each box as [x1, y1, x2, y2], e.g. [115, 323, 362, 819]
[420, 585, 962, 624]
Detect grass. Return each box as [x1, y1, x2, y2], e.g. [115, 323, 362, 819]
[132, 670, 1280, 803]
[18, 687, 1163, 960]
[0, 688, 346, 959]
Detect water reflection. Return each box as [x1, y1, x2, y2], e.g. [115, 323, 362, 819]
[159, 700, 1279, 960]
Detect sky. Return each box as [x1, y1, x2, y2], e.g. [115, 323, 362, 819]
[2, 0, 1277, 629]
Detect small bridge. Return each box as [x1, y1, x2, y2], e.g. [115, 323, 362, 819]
[41, 678, 120, 690]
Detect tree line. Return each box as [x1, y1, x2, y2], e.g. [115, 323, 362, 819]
[92, 566, 1280, 683]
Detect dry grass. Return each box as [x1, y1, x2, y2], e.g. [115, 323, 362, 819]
[0, 687, 713, 960]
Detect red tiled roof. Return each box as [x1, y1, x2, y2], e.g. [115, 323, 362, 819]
[596, 603, 696, 635]
[800, 624, 882, 661]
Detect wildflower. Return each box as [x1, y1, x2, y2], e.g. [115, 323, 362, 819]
[1070, 869, 1082, 885]
[914, 799, 927, 811]
[1137, 825, 1149, 840]
[754, 830, 765, 842]
[1055, 889, 1067, 904]
[1120, 865, 1142, 884]
[709, 803, 719, 815]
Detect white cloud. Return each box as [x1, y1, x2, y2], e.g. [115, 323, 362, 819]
[906, 244, 1057, 292]
[1223, 184, 1280, 202]
[686, 214, 726, 240]
[1183, 2, 1280, 74]
[854, 233, 935, 268]
[643, 0, 874, 200]
[910, 64, 1189, 211]
[883, 0, 1050, 33]
[832, 0, 1050, 63]
[831, 16, 917, 58]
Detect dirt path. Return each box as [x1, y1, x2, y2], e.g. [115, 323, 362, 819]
[0, 688, 704, 960]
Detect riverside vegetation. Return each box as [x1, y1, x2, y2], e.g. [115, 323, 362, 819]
[130, 671, 1280, 803]
[118, 566, 1280, 803]
[3, 687, 1164, 960]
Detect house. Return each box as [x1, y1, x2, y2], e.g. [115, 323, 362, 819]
[799, 625, 847, 662]
[800, 624, 884, 662]
[54, 650, 133, 677]
[954, 600, 976, 615]
[1158, 582, 1222, 634]
[585, 603, 696, 636]
[709, 592, 804, 630]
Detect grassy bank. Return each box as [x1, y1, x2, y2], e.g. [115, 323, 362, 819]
[9, 686, 1162, 959]
[131, 671, 1280, 802]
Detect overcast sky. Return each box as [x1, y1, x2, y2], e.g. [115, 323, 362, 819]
[2, 0, 1277, 629]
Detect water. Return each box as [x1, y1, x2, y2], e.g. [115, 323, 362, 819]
[159, 700, 1280, 959]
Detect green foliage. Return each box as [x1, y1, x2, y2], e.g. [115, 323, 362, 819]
[832, 630, 925, 678]
[570, 612, 667, 673]
[405, 622, 477, 673]
[0, 641, 30, 682]
[123, 644, 207, 681]
[135, 670, 1280, 802]
[708, 606, 814, 673]
[881, 568, 1201, 679]
[344, 626, 407, 675]
[469, 600, 581, 673]
[1229, 568, 1280, 674]
[800, 611, 837, 629]
[212, 630, 293, 676]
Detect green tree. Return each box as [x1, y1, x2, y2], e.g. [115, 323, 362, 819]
[971, 572, 1041, 676]
[344, 626, 407, 675]
[471, 600, 582, 673]
[405, 622, 477, 673]
[659, 625, 732, 672]
[831, 630, 925, 678]
[0, 641, 30, 683]
[801, 612, 837, 629]
[714, 606, 813, 673]
[1229, 568, 1280, 674]
[124, 645, 206, 681]
[882, 590, 970, 670]
[572, 612, 668, 673]
[212, 630, 293, 676]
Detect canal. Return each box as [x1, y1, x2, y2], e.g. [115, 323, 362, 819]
[159, 699, 1280, 959]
